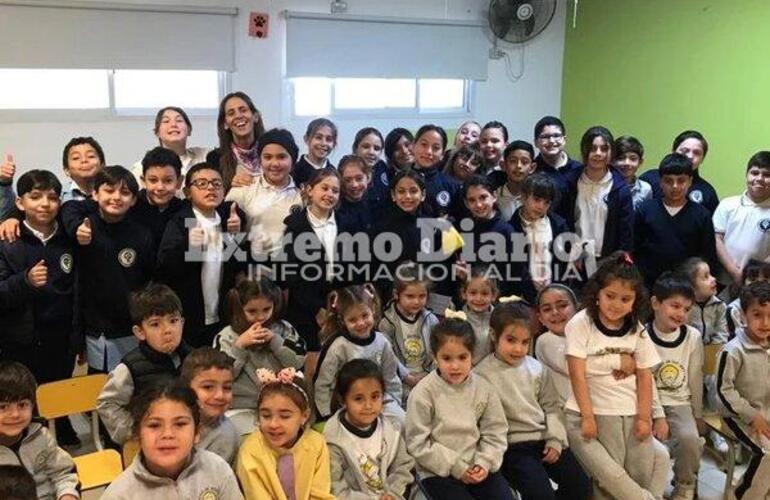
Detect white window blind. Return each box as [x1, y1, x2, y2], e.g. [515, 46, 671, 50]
[0, 1, 237, 71]
[285, 11, 488, 80]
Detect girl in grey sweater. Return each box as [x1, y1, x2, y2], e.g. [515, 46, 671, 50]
[324, 359, 414, 499]
[477, 301, 591, 500]
[405, 318, 512, 500]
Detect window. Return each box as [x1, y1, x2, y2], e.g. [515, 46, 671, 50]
[291, 77, 470, 117]
[0, 69, 225, 114]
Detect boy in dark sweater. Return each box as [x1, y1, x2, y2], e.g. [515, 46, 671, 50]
[96, 283, 191, 445]
[129, 146, 185, 251]
[634, 153, 716, 290]
[0, 170, 80, 445]
[61, 166, 154, 374]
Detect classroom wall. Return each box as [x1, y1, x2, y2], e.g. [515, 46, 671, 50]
[561, 0, 770, 197]
[0, 0, 567, 178]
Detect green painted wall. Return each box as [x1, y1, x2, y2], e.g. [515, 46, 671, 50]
[560, 0, 770, 197]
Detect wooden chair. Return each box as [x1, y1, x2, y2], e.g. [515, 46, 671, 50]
[701, 343, 739, 500]
[37, 374, 124, 490]
[36, 373, 108, 450]
[73, 449, 123, 490]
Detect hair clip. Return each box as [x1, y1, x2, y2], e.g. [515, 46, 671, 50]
[498, 294, 524, 304]
[620, 252, 634, 266]
[444, 309, 468, 321]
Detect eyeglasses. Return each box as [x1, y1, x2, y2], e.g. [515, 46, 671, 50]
[538, 133, 564, 142]
[190, 179, 224, 190]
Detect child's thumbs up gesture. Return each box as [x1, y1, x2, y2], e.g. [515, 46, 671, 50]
[0, 153, 16, 183]
[189, 221, 206, 248]
[76, 217, 92, 246]
[27, 259, 48, 288]
[226, 202, 241, 234]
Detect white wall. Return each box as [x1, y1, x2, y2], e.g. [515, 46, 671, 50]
[0, 0, 566, 178]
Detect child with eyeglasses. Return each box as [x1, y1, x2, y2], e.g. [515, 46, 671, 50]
[156, 162, 248, 347]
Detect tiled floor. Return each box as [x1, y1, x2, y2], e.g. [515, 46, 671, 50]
[68, 411, 744, 499]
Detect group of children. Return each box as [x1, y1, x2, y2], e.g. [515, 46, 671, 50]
[1, 91, 770, 499]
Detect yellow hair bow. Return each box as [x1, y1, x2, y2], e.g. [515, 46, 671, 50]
[443, 309, 468, 321]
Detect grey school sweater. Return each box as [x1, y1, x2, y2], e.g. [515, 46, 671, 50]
[101, 448, 243, 500]
[687, 295, 728, 344]
[314, 331, 402, 419]
[405, 370, 508, 479]
[717, 330, 770, 436]
[198, 415, 240, 466]
[475, 353, 567, 452]
[0, 422, 79, 500]
[215, 321, 306, 409]
[464, 305, 493, 365]
[378, 303, 439, 380]
[324, 410, 414, 500]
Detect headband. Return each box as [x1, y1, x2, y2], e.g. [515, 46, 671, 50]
[256, 368, 308, 403]
[443, 309, 468, 321]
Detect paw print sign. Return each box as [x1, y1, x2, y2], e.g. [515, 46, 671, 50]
[249, 12, 269, 38]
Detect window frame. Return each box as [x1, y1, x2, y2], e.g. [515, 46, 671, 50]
[289, 77, 474, 119]
[0, 69, 229, 122]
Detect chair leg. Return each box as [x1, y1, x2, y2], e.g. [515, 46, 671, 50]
[90, 410, 104, 451]
[724, 440, 736, 500]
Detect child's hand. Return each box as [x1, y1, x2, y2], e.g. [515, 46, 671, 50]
[226, 202, 241, 234]
[652, 417, 669, 441]
[0, 218, 20, 242]
[404, 372, 425, 388]
[76, 350, 87, 366]
[468, 465, 488, 483]
[26, 259, 48, 288]
[231, 172, 254, 188]
[254, 326, 274, 344]
[634, 417, 651, 440]
[542, 446, 560, 464]
[0, 153, 15, 183]
[379, 495, 396, 500]
[234, 323, 264, 348]
[59, 495, 78, 500]
[619, 353, 636, 376]
[580, 415, 597, 440]
[189, 225, 206, 248]
[751, 414, 770, 439]
[76, 217, 92, 246]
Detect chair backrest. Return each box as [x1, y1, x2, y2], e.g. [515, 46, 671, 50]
[122, 438, 140, 467]
[702, 343, 723, 376]
[73, 449, 124, 490]
[36, 374, 108, 419]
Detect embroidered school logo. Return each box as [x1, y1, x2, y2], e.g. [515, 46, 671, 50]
[436, 190, 451, 207]
[689, 190, 703, 203]
[654, 360, 686, 391]
[199, 489, 219, 500]
[404, 338, 424, 363]
[118, 248, 137, 268]
[34, 450, 48, 471]
[59, 253, 73, 274]
[759, 219, 770, 232]
[380, 172, 389, 186]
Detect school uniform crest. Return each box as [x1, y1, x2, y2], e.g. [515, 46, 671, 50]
[758, 219, 770, 232]
[654, 360, 686, 391]
[404, 337, 424, 363]
[689, 190, 703, 203]
[59, 253, 73, 273]
[436, 190, 451, 207]
[199, 489, 219, 500]
[118, 248, 137, 268]
[34, 450, 48, 470]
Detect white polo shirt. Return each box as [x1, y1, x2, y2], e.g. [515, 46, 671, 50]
[575, 170, 612, 257]
[712, 192, 770, 283]
[225, 174, 303, 260]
